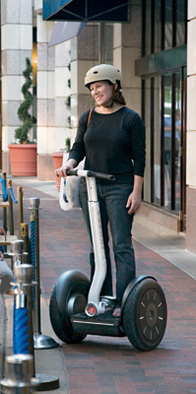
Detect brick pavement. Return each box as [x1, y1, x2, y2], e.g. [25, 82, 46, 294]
[7, 181, 196, 393]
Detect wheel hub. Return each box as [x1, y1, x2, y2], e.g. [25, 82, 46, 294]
[146, 303, 157, 326]
[139, 288, 165, 341]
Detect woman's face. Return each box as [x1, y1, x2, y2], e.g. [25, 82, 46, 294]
[90, 80, 114, 107]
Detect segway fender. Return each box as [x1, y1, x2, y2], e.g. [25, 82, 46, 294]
[121, 275, 157, 309]
[54, 270, 90, 316]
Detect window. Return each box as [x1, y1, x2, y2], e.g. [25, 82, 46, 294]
[143, 76, 162, 206]
[141, 1, 187, 226]
[154, 0, 162, 53]
[176, 0, 186, 46]
[143, 79, 151, 203]
[145, 0, 152, 56]
[143, 71, 183, 215]
[163, 73, 181, 212]
[164, 0, 173, 49]
[142, 0, 187, 56]
[153, 76, 162, 205]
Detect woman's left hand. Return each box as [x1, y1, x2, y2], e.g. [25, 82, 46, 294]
[126, 175, 144, 215]
[0, 227, 6, 236]
[0, 251, 4, 261]
[126, 190, 141, 215]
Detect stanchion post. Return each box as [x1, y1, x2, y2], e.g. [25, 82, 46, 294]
[13, 264, 35, 366]
[0, 354, 38, 393]
[20, 223, 30, 264]
[29, 198, 41, 337]
[7, 179, 14, 235]
[2, 171, 7, 231]
[18, 186, 24, 239]
[29, 198, 59, 349]
[11, 251, 60, 392]
[10, 239, 26, 271]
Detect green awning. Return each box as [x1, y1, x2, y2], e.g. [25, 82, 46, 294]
[43, 0, 130, 22]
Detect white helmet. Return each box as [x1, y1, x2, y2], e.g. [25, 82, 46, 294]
[85, 64, 123, 89]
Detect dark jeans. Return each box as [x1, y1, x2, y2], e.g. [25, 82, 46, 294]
[79, 178, 135, 305]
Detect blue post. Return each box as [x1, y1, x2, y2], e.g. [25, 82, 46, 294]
[13, 264, 35, 370]
[13, 305, 29, 354]
[29, 197, 59, 350]
[30, 220, 35, 279]
[8, 186, 18, 204]
[30, 220, 36, 302]
[0, 178, 8, 202]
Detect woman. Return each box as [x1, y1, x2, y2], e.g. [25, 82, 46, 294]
[56, 64, 145, 317]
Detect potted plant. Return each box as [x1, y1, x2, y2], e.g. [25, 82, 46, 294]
[52, 138, 71, 191]
[8, 58, 37, 176]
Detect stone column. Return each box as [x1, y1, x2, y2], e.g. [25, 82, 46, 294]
[54, 42, 71, 151]
[36, 14, 54, 180]
[113, 0, 142, 115]
[1, 0, 33, 173]
[35, 12, 71, 180]
[70, 25, 98, 141]
[186, 1, 196, 253]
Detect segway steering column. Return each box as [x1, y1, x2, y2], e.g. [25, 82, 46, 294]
[67, 169, 115, 317]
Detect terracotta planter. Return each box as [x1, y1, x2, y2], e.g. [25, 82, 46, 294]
[8, 144, 37, 176]
[52, 152, 64, 191]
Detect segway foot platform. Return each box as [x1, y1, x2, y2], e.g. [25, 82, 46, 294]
[70, 312, 125, 337]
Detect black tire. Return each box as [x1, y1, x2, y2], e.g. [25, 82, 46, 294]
[123, 278, 167, 351]
[49, 271, 90, 344]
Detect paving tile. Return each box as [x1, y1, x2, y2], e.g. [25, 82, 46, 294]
[8, 181, 196, 393]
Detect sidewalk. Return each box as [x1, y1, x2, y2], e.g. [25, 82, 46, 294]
[3, 177, 196, 393]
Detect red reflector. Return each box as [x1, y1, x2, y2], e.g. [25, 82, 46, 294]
[89, 305, 96, 315]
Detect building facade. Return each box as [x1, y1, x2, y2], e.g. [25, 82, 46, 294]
[136, 0, 187, 235]
[1, 0, 196, 253]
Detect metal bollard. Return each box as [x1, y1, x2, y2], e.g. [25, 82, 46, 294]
[2, 171, 8, 232]
[0, 354, 38, 393]
[20, 223, 30, 264]
[13, 264, 35, 360]
[7, 180, 14, 235]
[10, 240, 28, 271]
[12, 260, 59, 391]
[18, 187, 24, 239]
[29, 198, 59, 350]
[29, 199, 40, 338]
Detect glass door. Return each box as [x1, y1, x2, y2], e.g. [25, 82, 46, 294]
[142, 67, 187, 231]
[162, 68, 186, 230]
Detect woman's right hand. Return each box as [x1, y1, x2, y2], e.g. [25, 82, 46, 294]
[55, 164, 73, 178]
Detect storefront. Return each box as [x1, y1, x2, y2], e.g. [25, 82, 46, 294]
[136, 0, 187, 232]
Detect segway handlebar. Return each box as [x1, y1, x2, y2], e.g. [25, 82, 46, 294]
[66, 169, 116, 182]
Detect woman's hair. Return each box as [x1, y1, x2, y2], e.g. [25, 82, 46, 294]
[111, 84, 126, 106]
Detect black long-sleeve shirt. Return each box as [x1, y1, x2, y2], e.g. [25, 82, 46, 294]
[69, 107, 145, 184]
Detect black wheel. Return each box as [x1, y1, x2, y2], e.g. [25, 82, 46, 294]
[49, 271, 90, 344]
[123, 278, 167, 351]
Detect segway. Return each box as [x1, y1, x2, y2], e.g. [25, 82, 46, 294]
[50, 170, 167, 351]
